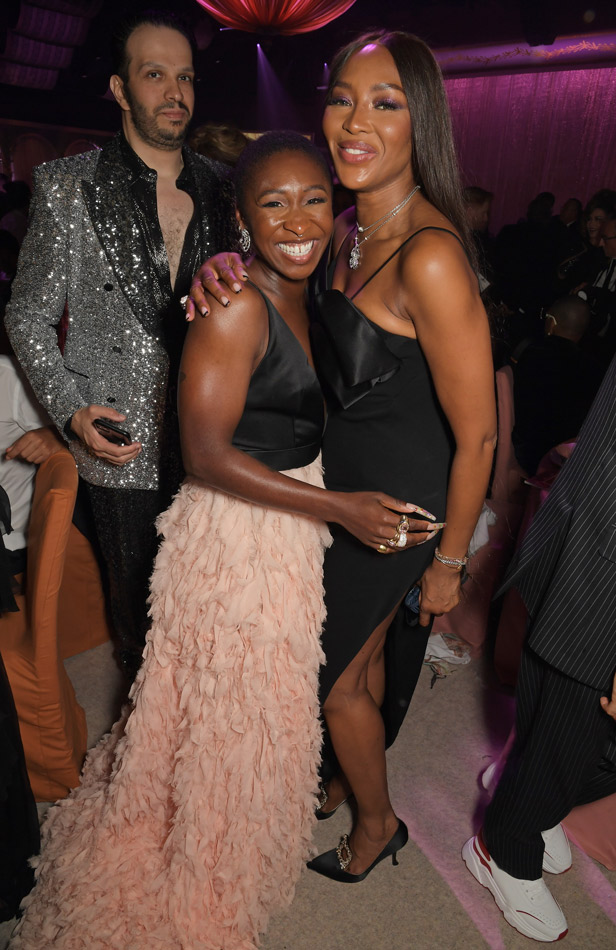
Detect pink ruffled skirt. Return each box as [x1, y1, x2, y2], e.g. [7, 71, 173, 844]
[11, 458, 330, 949]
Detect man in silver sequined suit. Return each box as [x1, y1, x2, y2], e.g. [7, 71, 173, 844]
[5, 11, 238, 679]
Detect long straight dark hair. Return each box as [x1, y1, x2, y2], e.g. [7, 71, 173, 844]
[327, 30, 475, 265]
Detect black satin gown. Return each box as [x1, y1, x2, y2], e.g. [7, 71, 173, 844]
[311, 228, 457, 772]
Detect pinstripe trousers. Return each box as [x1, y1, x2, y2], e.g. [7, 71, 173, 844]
[483, 645, 616, 880]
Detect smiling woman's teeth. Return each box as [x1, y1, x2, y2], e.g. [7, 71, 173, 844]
[278, 240, 315, 256]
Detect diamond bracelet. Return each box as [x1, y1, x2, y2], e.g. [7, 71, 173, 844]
[433, 546, 469, 571]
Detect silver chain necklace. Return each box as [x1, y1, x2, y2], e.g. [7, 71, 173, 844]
[349, 184, 421, 270]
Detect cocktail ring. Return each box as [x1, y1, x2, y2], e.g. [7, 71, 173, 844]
[377, 543, 389, 554]
[398, 517, 410, 532]
[179, 295, 189, 310]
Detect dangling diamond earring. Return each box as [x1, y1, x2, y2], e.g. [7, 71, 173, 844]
[239, 228, 251, 253]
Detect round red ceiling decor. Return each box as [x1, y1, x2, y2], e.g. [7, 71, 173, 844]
[193, 0, 357, 36]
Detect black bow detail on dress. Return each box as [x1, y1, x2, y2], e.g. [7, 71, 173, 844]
[311, 290, 401, 409]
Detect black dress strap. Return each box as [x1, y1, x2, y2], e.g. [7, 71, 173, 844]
[345, 226, 464, 301]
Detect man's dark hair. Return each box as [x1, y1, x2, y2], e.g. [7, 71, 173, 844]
[586, 188, 616, 218]
[111, 9, 197, 82]
[234, 131, 332, 219]
[548, 294, 590, 340]
[190, 123, 250, 167]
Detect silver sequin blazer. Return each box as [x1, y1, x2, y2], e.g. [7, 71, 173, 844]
[5, 138, 231, 489]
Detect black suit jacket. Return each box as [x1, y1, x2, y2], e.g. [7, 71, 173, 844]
[500, 355, 616, 691]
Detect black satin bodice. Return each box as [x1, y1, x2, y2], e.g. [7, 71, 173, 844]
[312, 289, 453, 502]
[310, 226, 460, 502]
[311, 289, 401, 410]
[232, 287, 323, 471]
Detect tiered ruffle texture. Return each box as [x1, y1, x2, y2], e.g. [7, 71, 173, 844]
[11, 460, 330, 949]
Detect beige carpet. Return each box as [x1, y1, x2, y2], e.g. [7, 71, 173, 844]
[2, 641, 615, 949]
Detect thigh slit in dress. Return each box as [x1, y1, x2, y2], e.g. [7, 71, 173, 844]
[311, 228, 457, 762]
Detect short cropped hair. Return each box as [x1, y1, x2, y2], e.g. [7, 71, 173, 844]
[234, 131, 332, 219]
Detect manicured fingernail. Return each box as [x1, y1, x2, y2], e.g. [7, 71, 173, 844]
[241, 272, 249, 279]
[200, 307, 209, 316]
[431, 522, 447, 530]
[232, 282, 242, 293]
[221, 296, 230, 307]
[420, 530, 439, 544]
[407, 504, 436, 521]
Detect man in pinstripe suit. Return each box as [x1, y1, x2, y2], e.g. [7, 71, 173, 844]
[464, 353, 616, 942]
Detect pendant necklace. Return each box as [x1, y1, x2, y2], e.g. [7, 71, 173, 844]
[349, 184, 421, 270]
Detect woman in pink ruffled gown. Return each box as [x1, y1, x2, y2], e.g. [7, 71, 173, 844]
[10, 133, 435, 950]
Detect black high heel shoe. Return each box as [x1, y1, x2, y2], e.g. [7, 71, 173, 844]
[315, 785, 354, 821]
[307, 819, 408, 882]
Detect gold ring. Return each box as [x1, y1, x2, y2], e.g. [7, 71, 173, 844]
[377, 543, 389, 554]
[398, 517, 410, 532]
[388, 530, 401, 546]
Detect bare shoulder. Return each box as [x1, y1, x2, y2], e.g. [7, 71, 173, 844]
[395, 223, 485, 335]
[400, 226, 470, 279]
[399, 226, 477, 305]
[186, 281, 268, 348]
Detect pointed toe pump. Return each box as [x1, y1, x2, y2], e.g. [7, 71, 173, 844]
[315, 785, 353, 821]
[307, 819, 408, 882]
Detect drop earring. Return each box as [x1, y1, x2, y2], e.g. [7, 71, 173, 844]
[239, 228, 251, 253]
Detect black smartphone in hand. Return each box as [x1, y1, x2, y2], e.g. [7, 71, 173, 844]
[93, 418, 132, 445]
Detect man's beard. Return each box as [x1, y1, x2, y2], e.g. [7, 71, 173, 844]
[124, 83, 189, 151]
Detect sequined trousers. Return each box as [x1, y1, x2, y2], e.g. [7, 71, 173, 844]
[87, 484, 171, 681]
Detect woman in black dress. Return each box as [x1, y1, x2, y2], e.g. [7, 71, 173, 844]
[189, 32, 496, 884]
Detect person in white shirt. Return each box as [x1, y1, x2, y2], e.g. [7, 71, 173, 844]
[0, 355, 62, 565]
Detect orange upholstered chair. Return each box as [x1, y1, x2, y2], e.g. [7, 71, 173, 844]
[1, 448, 111, 801]
[563, 795, 616, 870]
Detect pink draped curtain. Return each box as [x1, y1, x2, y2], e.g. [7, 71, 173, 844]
[445, 67, 616, 234]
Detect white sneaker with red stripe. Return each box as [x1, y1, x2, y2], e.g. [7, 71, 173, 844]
[480, 765, 572, 875]
[463, 831, 568, 942]
[541, 824, 572, 875]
